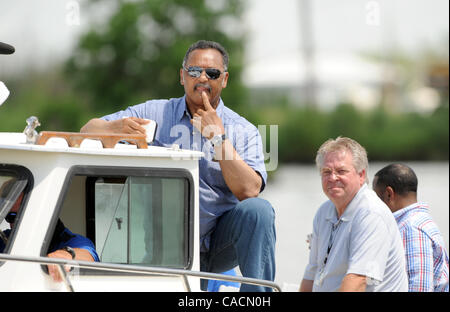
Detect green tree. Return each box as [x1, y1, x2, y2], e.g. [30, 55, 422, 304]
[66, 0, 247, 114]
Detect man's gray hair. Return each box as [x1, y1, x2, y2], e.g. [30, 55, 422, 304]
[182, 40, 229, 71]
[315, 136, 369, 184]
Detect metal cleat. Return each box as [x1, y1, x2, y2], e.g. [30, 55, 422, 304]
[23, 116, 41, 144]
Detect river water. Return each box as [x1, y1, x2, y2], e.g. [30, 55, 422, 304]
[259, 162, 449, 290]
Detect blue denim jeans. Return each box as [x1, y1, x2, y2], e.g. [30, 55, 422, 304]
[201, 197, 276, 292]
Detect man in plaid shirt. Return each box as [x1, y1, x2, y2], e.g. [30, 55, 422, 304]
[373, 164, 449, 292]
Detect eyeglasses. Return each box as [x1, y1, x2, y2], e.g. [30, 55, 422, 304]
[5, 212, 17, 224]
[183, 66, 224, 80]
[320, 168, 353, 178]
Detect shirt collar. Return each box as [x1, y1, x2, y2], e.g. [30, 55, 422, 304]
[175, 95, 190, 122]
[393, 202, 428, 222]
[176, 95, 225, 122]
[341, 184, 367, 221]
[215, 98, 224, 119]
[325, 184, 368, 223]
[324, 207, 339, 224]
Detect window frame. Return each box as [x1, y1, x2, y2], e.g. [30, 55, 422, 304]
[41, 165, 195, 273]
[0, 164, 34, 258]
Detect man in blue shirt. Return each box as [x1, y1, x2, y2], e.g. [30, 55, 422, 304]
[1, 192, 99, 282]
[81, 40, 276, 291]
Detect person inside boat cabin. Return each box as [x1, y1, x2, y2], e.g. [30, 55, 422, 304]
[0, 184, 99, 282]
[80, 40, 276, 292]
[300, 137, 408, 292]
[373, 164, 449, 292]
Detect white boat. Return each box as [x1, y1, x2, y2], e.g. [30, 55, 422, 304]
[0, 118, 281, 292]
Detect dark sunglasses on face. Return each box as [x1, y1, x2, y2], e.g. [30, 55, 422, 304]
[5, 212, 17, 224]
[184, 66, 224, 80]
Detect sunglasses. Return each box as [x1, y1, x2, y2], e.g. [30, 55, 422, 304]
[5, 212, 17, 224]
[184, 66, 224, 80]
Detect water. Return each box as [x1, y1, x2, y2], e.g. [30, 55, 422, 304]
[259, 162, 449, 289]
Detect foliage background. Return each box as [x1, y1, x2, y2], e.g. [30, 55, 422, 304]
[0, 0, 448, 164]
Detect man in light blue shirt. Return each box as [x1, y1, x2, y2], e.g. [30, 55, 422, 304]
[300, 137, 408, 292]
[81, 40, 276, 292]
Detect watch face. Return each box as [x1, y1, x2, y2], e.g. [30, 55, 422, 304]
[211, 134, 226, 147]
[211, 135, 221, 146]
[63, 246, 76, 259]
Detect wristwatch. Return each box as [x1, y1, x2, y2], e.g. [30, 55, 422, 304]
[62, 246, 76, 259]
[210, 134, 227, 147]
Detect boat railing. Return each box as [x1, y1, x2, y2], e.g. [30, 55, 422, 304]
[0, 253, 282, 292]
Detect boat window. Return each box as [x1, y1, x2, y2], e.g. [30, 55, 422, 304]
[0, 165, 33, 255]
[51, 166, 193, 272]
[94, 176, 188, 268]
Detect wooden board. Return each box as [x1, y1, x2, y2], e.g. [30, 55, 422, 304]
[36, 131, 148, 149]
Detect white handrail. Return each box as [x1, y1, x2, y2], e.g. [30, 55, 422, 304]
[0, 253, 282, 292]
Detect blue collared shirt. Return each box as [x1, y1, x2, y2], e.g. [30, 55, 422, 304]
[0, 228, 99, 262]
[102, 95, 267, 251]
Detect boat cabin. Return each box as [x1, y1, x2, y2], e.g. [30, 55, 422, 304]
[0, 129, 202, 291]
[0, 123, 280, 292]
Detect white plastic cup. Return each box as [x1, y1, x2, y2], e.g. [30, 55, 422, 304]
[142, 119, 157, 143]
[122, 116, 156, 143]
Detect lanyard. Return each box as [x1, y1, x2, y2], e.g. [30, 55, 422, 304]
[323, 219, 342, 266]
[317, 218, 343, 287]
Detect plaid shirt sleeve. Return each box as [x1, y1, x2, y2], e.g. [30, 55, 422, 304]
[401, 225, 434, 292]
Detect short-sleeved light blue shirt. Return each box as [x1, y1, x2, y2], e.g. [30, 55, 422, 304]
[303, 184, 408, 292]
[101, 95, 267, 251]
